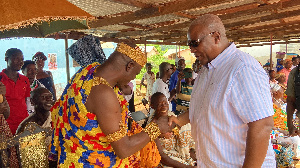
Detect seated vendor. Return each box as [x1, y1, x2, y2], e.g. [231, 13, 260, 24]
[150, 92, 196, 168]
[270, 83, 294, 167]
[16, 87, 53, 134]
[15, 87, 55, 167]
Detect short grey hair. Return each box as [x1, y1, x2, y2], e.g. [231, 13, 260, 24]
[190, 14, 226, 36]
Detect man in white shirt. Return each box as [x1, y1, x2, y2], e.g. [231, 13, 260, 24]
[152, 62, 175, 111]
[170, 14, 275, 167]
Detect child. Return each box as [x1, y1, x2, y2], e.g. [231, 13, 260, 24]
[175, 68, 193, 115]
[141, 63, 155, 101]
[150, 92, 196, 168]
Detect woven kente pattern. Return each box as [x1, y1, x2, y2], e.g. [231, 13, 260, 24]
[49, 62, 160, 167]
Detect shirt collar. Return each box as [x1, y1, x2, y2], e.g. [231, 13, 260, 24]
[1, 69, 20, 80]
[209, 42, 236, 69]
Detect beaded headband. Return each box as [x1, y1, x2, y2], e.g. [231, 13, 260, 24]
[116, 42, 147, 67]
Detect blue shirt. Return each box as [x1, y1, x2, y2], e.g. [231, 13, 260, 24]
[169, 70, 185, 112]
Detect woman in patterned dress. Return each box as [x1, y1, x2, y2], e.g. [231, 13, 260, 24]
[150, 92, 196, 168]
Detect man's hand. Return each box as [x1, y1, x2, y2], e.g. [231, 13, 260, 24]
[159, 132, 173, 139]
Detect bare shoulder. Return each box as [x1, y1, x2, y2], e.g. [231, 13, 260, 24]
[85, 84, 123, 135]
[86, 85, 119, 112]
[45, 70, 53, 78]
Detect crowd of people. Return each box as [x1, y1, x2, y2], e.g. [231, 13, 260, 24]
[267, 56, 300, 167]
[0, 14, 300, 168]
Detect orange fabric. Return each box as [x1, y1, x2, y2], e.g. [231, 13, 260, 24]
[0, 0, 92, 30]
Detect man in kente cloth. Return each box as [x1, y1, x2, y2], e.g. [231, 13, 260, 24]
[49, 40, 171, 167]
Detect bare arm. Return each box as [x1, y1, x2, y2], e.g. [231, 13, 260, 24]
[177, 111, 190, 127]
[176, 79, 182, 94]
[169, 89, 176, 102]
[155, 138, 195, 168]
[176, 72, 184, 94]
[141, 77, 146, 88]
[286, 96, 298, 136]
[168, 111, 190, 127]
[242, 116, 273, 168]
[86, 84, 157, 159]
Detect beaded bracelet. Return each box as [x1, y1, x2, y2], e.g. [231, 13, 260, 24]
[106, 121, 127, 143]
[143, 122, 161, 141]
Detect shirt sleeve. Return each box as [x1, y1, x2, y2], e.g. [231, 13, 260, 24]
[229, 64, 273, 124]
[152, 81, 157, 94]
[169, 72, 178, 91]
[286, 67, 296, 97]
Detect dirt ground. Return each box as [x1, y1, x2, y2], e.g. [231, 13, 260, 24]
[134, 85, 149, 115]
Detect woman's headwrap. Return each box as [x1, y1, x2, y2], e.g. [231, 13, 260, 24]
[67, 35, 106, 67]
[32, 52, 47, 61]
[270, 83, 282, 92]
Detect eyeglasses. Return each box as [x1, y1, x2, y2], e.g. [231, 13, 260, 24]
[167, 67, 173, 71]
[187, 32, 214, 48]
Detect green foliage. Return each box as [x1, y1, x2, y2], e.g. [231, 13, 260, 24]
[161, 45, 189, 51]
[136, 45, 175, 80]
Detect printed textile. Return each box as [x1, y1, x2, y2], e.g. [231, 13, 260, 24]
[67, 35, 106, 67]
[175, 82, 192, 115]
[158, 112, 195, 167]
[50, 62, 160, 168]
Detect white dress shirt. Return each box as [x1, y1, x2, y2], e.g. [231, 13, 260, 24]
[189, 43, 275, 167]
[152, 78, 172, 110]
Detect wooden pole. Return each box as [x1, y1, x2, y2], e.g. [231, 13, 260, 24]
[144, 43, 147, 58]
[175, 44, 178, 60]
[179, 45, 181, 57]
[270, 34, 273, 70]
[65, 34, 70, 82]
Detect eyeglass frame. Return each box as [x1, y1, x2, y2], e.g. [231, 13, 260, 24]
[187, 32, 215, 48]
[166, 67, 174, 71]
